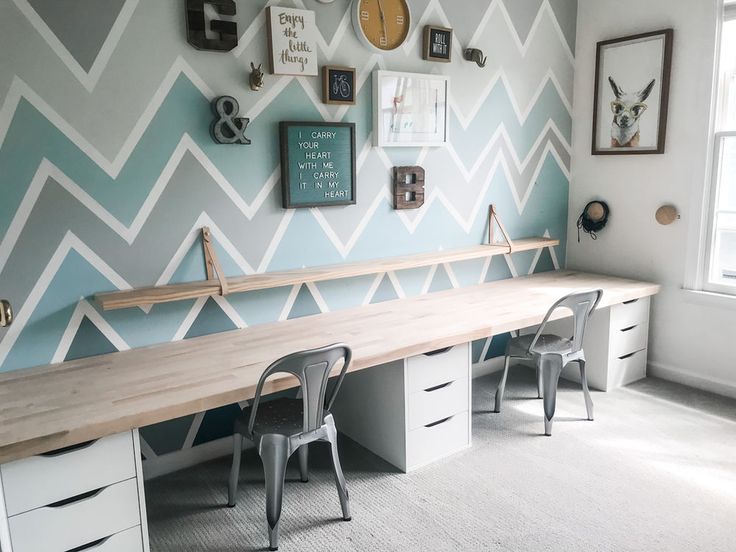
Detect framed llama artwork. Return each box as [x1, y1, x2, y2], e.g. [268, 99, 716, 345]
[592, 29, 673, 155]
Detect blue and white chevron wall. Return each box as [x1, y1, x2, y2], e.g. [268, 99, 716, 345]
[0, 0, 576, 462]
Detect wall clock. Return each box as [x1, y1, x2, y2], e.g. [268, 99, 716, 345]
[351, 0, 411, 51]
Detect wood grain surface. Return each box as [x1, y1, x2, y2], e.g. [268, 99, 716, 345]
[0, 271, 659, 463]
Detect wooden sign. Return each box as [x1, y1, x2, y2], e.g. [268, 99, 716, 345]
[267, 6, 318, 76]
[423, 25, 452, 62]
[280, 122, 356, 208]
[393, 166, 425, 210]
[322, 66, 356, 105]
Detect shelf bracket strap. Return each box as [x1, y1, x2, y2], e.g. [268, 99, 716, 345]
[487, 205, 513, 253]
[201, 226, 229, 296]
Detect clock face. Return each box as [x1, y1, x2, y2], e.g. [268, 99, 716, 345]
[353, 0, 410, 51]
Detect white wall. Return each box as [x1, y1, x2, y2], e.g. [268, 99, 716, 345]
[567, 0, 736, 397]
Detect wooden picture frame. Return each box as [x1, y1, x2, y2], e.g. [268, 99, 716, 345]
[592, 29, 673, 155]
[280, 121, 357, 209]
[423, 25, 452, 62]
[322, 66, 356, 105]
[373, 70, 450, 147]
[266, 6, 319, 76]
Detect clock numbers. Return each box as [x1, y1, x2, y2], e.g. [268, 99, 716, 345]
[352, 0, 410, 51]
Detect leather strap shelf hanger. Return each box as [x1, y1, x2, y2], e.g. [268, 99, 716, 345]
[95, 221, 559, 311]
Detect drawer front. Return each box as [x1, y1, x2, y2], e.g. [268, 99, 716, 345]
[8, 478, 141, 552]
[406, 344, 469, 394]
[611, 323, 648, 358]
[406, 411, 469, 470]
[610, 349, 648, 387]
[408, 378, 469, 430]
[1, 432, 136, 517]
[610, 297, 650, 330]
[58, 526, 145, 552]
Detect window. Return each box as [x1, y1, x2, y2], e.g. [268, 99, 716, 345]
[705, 2, 736, 293]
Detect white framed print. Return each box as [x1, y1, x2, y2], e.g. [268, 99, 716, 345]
[373, 70, 449, 147]
[266, 6, 319, 76]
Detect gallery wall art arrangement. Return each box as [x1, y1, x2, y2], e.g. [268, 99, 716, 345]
[0, 0, 576, 472]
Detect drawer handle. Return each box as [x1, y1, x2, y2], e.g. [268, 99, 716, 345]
[618, 351, 638, 360]
[48, 487, 104, 509]
[67, 536, 111, 552]
[424, 381, 453, 393]
[424, 347, 453, 357]
[620, 325, 637, 332]
[623, 299, 639, 305]
[41, 439, 97, 457]
[424, 416, 453, 428]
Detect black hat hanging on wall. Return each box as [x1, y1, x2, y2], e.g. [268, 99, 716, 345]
[577, 200, 610, 241]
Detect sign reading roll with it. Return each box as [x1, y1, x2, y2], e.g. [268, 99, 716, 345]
[280, 122, 357, 208]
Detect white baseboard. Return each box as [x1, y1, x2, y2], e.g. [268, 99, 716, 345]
[648, 361, 736, 400]
[472, 357, 505, 378]
[143, 358, 507, 480]
[143, 436, 253, 481]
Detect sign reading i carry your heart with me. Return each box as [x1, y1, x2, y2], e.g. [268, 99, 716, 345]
[267, 6, 319, 76]
[280, 122, 356, 208]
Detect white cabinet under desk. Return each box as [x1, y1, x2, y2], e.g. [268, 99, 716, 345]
[550, 296, 651, 391]
[0, 430, 150, 552]
[332, 343, 472, 472]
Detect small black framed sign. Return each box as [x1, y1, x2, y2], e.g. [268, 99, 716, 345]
[423, 25, 452, 62]
[280, 122, 356, 208]
[322, 66, 356, 105]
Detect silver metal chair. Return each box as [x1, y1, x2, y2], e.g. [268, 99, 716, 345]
[227, 344, 352, 551]
[493, 289, 603, 436]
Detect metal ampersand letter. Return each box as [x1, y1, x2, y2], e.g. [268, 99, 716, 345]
[186, 0, 238, 52]
[211, 97, 251, 145]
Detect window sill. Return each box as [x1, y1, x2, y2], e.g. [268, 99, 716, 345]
[681, 287, 736, 308]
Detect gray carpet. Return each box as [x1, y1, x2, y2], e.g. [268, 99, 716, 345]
[146, 370, 736, 551]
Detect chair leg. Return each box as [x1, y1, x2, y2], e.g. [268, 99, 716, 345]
[579, 359, 594, 421]
[227, 433, 243, 507]
[536, 366, 543, 399]
[540, 356, 563, 436]
[324, 415, 351, 521]
[259, 434, 290, 551]
[494, 355, 512, 413]
[298, 444, 309, 483]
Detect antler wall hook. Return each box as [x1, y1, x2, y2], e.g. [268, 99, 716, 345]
[464, 48, 487, 68]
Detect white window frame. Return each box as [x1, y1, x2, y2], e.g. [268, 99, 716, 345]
[693, 0, 736, 296]
[703, 130, 736, 294]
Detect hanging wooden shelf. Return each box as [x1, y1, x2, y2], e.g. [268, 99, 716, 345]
[95, 236, 559, 311]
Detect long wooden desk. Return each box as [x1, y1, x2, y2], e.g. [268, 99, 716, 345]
[0, 270, 659, 464]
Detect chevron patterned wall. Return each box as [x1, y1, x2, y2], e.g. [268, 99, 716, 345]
[0, 0, 576, 467]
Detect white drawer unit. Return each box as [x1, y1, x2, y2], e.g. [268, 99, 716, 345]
[8, 479, 140, 552]
[0, 430, 150, 552]
[332, 343, 472, 472]
[1, 432, 136, 517]
[555, 296, 651, 391]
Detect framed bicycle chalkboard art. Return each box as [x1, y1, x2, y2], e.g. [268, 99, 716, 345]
[280, 122, 357, 208]
[323, 66, 356, 105]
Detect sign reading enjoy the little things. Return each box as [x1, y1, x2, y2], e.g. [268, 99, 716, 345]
[267, 6, 318, 76]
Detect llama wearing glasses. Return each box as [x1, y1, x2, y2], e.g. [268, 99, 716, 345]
[608, 76, 656, 148]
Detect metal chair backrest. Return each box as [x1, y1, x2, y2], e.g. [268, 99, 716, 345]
[248, 343, 352, 435]
[528, 289, 603, 355]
